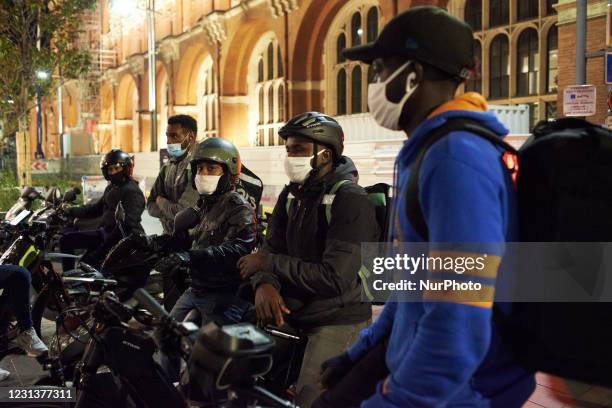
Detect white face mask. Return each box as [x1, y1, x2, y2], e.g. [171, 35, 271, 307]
[367, 61, 419, 130]
[283, 150, 325, 184]
[194, 174, 221, 195]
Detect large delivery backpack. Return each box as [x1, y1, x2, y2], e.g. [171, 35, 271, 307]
[406, 117, 612, 386]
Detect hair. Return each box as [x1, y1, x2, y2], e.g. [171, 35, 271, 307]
[168, 114, 198, 134]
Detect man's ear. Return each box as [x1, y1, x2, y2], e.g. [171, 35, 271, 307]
[323, 149, 333, 164]
[410, 62, 424, 89]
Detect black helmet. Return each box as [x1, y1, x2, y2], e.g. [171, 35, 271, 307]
[100, 149, 133, 181]
[190, 137, 241, 193]
[278, 112, 345, 159]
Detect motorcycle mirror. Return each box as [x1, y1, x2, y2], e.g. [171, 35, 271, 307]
[20, 186, 37, 200]
[44, 187, 61, 205]
[62, 188, 78, 203]
[173, 207, 199, 235]
[115, 202, 126, 225]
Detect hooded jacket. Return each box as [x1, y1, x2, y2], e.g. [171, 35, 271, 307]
[186, 190, 256, 291]
[147, 149, 199, 234]
[251, 156, 379, 328]
[347, 94, 535, 408]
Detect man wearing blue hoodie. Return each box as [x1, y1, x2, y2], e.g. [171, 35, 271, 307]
[312, 7, 535, 408]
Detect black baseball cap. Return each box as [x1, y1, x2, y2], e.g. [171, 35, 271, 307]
[343, 6, 475, 80]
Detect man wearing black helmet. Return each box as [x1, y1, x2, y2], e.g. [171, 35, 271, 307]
[238, 112, 379, 407]
[157, 137, 257, 383]
[60, 149, 145, 272]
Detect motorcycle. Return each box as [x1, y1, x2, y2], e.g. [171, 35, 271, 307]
[0, 187, 43, 251]
[70, 288, 296, 408]
[0, 186, 84, 347]
[3, 186, 42, 221]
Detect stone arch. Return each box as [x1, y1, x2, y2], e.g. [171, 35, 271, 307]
[115, 73, 139, 152]
[175, 42, 213, 106]
[221, 17, 281, 146]
[290, 0, 389, 115]
[98, 82, 114, 153]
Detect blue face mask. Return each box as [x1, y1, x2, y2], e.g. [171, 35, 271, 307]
[167, 143, 186, 158]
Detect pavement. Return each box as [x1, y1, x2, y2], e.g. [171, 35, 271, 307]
[2, 215, 612, 406]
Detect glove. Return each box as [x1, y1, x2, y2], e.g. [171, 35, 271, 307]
[319, 352, 354, 389]
[154, 252, 190, 278]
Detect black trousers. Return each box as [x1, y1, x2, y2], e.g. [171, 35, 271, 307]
[58, 229, 104, 272]
[312, 340, 389, 408]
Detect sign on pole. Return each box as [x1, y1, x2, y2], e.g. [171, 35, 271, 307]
[563, 85, 597, 117]
[31, 160, 48, 172]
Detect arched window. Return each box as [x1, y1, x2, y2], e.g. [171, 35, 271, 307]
[278, 84, 285, 123]
[518, 0, 538, 21]
[337, 34, 346, 63]
[337, 69, 347, 115]
[197, 61, 218, 139]
[258, 87, 264, 125]
[267, 43, 274, 80]
[267, 85, 274, 124]
[489, 35, 509, 99]
[251, 36, 285, 146]
[366, 7, 378, 42]
[465, 40, 482, 93]
[464, 0, 482, 31]
[490, 0, 509, 27]
[516, 28, 539, 96]
[327, 3, 380, 116]
[547, 25, 558, 93]
[277, 45, 283, 78]
[351, 65, 362, 113]
[351, 12, 362, 46]
[546, 0, 557, 15]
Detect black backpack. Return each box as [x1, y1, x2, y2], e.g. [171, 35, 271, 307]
[406, 117, 612, 387]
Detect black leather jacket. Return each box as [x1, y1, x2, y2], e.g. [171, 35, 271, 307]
[71, 178, 145, 237]
[186, 191, 256, 291]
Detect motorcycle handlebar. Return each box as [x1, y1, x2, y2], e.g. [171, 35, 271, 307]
[134, 288, 169, 320]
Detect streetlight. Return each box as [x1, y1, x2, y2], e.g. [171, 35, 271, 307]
[109, 0, 157, 152]
[35, 70, 49, 159]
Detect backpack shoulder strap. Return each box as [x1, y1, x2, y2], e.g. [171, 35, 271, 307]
[323, 179, 350, 224]
[406, 117, 517, 241]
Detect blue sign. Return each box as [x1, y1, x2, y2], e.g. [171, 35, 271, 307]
[606, 52, 612, 85]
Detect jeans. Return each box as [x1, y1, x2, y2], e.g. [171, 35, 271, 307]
[295, 320, 370, 408]
[160, 287, 252, 382]
[0, 265, 33, 333]
[312, 340, 389, 408]
[58, 229, 104, 272]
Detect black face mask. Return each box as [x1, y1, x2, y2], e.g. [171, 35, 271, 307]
[109, 172, 126, 185]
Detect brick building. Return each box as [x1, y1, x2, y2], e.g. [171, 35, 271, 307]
[29, 0, 609, 161]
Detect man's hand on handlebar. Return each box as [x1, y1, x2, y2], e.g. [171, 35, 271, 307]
[254, 283, 290, 327]
[154, 252, 190, 278]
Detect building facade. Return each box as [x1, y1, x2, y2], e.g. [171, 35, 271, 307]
[29, 0, 609, 161]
